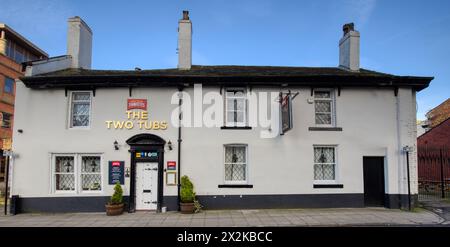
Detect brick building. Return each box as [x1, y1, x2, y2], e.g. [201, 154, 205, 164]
[423, 98, 450, 129]
[418, 117, 450, 148]
[0, 24, 47, 192]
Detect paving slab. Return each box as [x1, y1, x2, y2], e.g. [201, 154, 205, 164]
[0, 207, 445, 227]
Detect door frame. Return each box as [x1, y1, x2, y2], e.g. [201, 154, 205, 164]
[126, 134, 166, 213]
[362, 156, 386, 207]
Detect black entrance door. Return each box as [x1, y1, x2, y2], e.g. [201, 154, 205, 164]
[363, 157, 385, 207]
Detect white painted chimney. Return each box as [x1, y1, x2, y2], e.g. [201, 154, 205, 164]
[67, 16, 92, 69]
[177, 10, 192, 70]
[339, 23, 360, 71]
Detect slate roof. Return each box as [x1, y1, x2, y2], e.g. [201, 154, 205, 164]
[21, 65, 433, 91]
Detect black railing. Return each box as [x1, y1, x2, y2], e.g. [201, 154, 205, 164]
[418, 147, 450, 201]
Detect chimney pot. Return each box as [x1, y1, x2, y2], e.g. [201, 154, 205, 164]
[183, 10, 189, 20]
[343, 23, 354, 36]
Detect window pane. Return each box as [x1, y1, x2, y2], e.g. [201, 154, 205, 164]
[4, 77, 14, 94]
[82, 174, 101, 191]
[55, 156, 75, 191]
[55, 156, 74, 173]
[315, 91, 331, 98]
[315, 113, 331, 124]
[236, 99, 245, 111]
[82, 156, 100, 173]
[314, 147, 335, 163]
[236, 112, 244, 123]
[226, 111, 235, 123]
[225, 146, 246, 163]
[225, 164, 246, 181]
[226, 99, 235, 111]
[314, 164, 335, 180]
[1, 112, 12, 129]
[72, 103, 90, 127]
[55, 174, 75, 191]
[315, 101, 331, 113]
[73, 93, 90, 101]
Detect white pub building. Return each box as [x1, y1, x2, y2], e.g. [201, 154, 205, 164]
[10, 12, 432, 213]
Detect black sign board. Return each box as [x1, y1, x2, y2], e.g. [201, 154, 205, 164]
[280, 93, 293, 134]
[108, 161, 125, 185]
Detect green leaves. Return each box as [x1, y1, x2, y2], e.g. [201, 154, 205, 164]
[110, 182, 123, 205]
[180, 175, 195, 203]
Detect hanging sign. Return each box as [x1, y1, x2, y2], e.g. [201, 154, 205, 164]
[127, 99, 147, 110]
[167, 161, 176, 170]
[280, 93, 293, 134]
[108, 161, 125, 185]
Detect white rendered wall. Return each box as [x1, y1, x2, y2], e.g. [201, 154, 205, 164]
[12, 83, 418, 199]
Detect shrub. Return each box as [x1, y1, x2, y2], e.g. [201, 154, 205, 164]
[110, 182, 123, 205]
[180, 175, 195, 203]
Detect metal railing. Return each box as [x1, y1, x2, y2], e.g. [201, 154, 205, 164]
[418, 147, 450, 201]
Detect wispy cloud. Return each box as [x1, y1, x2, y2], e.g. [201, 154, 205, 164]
[0, 0, 73, 35]
[342, 0, 377, 27]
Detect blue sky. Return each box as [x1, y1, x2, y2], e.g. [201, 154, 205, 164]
[1, 0, 449, 119]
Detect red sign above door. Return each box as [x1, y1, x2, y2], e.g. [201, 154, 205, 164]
[167, 161, 176, 170]
[127, 99, 147, 110]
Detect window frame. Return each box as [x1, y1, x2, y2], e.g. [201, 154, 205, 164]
[79, 155, 103, 193]
[313, 145, 339, 185]
[313, 89, 336, 127]
[69, 91, 93, 129]
[223, 144, 249, 185]
[52, 154, 77, 194]
[51, 153, 103, 194]
[224, 88, 248, 127]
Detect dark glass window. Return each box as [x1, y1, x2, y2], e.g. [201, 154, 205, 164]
[1, 112, 12, 129]
[4, 77, 14, 94]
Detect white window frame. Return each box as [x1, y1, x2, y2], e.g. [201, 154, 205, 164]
[52, 154, 77, 194]
[69, 91, 92, 129]
[79, 154, 103, 193]
[51, 153, 103, 194]
[313, 145, 339, 185]
[223, 144, 248, 184]
[224, 88, 248, 127]
[313, 89, 336, 127]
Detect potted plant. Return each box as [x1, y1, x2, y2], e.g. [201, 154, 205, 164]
[105, 182, 124, 216]
[180, 175, 197, 214]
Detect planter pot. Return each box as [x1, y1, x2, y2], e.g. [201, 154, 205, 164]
[106, 203, 124, 216]
[180, 202, 195, 214]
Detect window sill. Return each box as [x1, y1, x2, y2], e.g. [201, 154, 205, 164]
[313, 184, 344, 188]
[218, 184, 253, 188]
[220, 126, 252, 130]
[308, 127, 343, 131]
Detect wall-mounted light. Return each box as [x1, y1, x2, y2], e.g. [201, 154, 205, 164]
[402, 145, 413, 153]
[167, 140, 173, 151]
[114, 140, 119, 150]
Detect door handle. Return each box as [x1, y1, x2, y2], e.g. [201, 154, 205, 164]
[143, 190, 151, 193]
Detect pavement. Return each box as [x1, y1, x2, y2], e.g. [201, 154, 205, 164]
[420, 200, 450, 224]
[0, 207, 445, 227]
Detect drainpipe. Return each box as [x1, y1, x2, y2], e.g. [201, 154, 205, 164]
[403, 145, 412, 211]
[177, 87, 183, 211]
